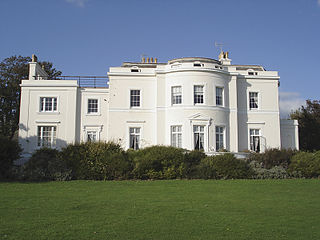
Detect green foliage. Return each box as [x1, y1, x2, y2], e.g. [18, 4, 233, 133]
[0, 56, 61, 139]
[131, 146, 185, 179]
[183, 150, 206, 179]
[23, 148, 70, 181]
[291, 100, 320, 151]
[248, 148, 296, 169]
[288, 151, 320, 178]
[249, 161, 289, 179]
[0, 135, 22, 179]
[60, 142, 132, 180]
[198, 154, 253, 179]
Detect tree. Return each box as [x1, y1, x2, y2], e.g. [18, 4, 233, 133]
[0, 56, 61, 139]
[291, 100, 320, 151]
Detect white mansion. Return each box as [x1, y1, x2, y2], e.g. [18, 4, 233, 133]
[19, 52, 299, 159]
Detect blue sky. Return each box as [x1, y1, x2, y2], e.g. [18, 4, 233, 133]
[1, 0, 319, 116]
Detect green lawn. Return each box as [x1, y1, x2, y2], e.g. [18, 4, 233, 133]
[0, 180, 319, 240]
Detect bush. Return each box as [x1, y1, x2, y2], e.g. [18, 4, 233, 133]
[0, 135, 22, 180]
[288, 151, 320, 178]
[131, 146, 185, 180]
[183, 150, 206, 179]
[249, 161, 289, 179]
[198, 154, 253, 179]
[23, 148, 70, 181]
[60, 141, 132, 180]
[248, 148, 296, 169]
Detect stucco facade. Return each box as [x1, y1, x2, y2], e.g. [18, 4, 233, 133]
[18, 53, 299, 159]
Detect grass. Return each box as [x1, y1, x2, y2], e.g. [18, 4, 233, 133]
[0, 179, 320, 240]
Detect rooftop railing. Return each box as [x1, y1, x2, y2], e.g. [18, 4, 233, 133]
[33, 75, 109, 88]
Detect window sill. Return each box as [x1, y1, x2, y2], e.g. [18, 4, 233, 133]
[37, 111, 60, 115]
[86, 113, 101, 116]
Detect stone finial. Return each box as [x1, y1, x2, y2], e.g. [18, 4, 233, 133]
[142, 57, 145, 63]
[154, 58, 158, 63]
[150, 57, 154, 63]
[224, 51, 229, 59]
[146, 57, 150, 63]
[32, 54, 38, 62]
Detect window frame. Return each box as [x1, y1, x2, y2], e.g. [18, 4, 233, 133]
[129, 127, 141, 150]
[87, 131, 97, 142]
[130, 89, 141, 108]
[39, 97, 58, 112]
[249, 91, 259, 110]
[37, 126, 57, 148]
[216, 86, 224, 106]
[171, 86, 182, 105]
[87, 98, 99, 114]
[249, 128, 261, 153]
[193, 125, 205, 150]
[215, 126, 225, 151]
[194, 85, 204, 105]
[171, 125, 182, 148]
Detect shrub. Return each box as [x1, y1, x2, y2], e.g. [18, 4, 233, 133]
[131, 146, 185, 180]
[198, 154, 253, 179]
[60, 141, 132, 180]
[248, 148, 296, 169]
[183, 150, 206, 179]
[288, 151, 320, 178]
[23, 148, 70, 181]
[249, 161, 289, 179]
[0, 135, 22, 180]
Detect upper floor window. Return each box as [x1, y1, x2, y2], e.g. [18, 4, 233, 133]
[216, 87, 223, 106]
[37, 126, 56, 147]
[249, 92, 259, 109]
[216, 126, 224, 151]
[194, 85, 204, 104]
[130, 90, 140, 107]
[129, 127, 140, 150]
[250, 129, 260, 152]
[172, 86, 182, 105]
[88, 99, 98, 114]
[171, 126, 182, 148]
[194, 125, 204, 150]
[40, 97, 57, 112]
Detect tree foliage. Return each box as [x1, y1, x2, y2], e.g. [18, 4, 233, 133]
[291, 100, 320, 151]
[0, 56, 61, 139]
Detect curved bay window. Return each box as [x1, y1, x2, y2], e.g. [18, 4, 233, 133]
[194, 125, 204, 150]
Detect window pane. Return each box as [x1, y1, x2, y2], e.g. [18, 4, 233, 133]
[216, 87, 223, 106]
[249, 92, 258, 109]
[88, 99, 98, 113]
[194, 85, 204, 104]
[129, 127, 141, 150]
[172, 86, 182, 105]
[130, 90, 140, 107]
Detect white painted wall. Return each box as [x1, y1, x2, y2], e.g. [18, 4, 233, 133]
[19, 56, 299, 159]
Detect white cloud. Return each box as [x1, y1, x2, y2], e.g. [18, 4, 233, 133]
[279, 91, 305, 118]
[66, 0, 88, 8]
[318, 0, 320, 6]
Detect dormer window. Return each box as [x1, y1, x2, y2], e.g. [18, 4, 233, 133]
[193, 62, 204, 67]
[131, 66, 141, 72]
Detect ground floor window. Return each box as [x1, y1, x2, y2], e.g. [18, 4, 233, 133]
[87, 131, 97, 142]
[250, 129, 260, 152]
[129, 127, 140, 150]
[216, 126, 224, 151]
[171, 126, 182, 148]
[37, 126, 56, 147]
[194, 125, 204, 150]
